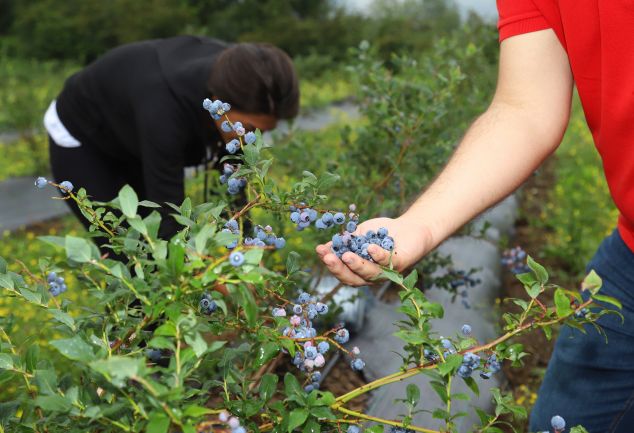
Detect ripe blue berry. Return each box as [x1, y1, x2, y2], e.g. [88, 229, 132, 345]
[351, 358, 365, 371]
[321, 213, 334, 224]
[348, 426, 360, 433]
[244, 131, 257, 144]
[293, 304, 303, 315]
[346, 221, 357, 232]
[305, 346, 317, 360]
[461, 324, 472, 336]
[35, 177, 48, 189]
[59, 181, 74, 193]
[441, 339, 452, 349]
[333, 212, 346, 225]
[335, 328, 350, 344]
[551, 415, 565, 431]
[317, 341, 330, 354]
[298, 292, 311, 303]
[274, 237, 286, 249]
[229, 251, 245, 267]
[221, 120, 232, 132]
[226, 139, 240, 154]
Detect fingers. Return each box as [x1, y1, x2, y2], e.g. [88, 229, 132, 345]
[321, 251, 369, 286]
[367, 244, 392, 267]
[315, 242, 332, 259]
[340, 251, 383, 282]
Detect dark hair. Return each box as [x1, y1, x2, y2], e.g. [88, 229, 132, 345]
[208, 43, 299, 119]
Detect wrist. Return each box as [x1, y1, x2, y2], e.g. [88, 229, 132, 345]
[396, 213, 437, 257]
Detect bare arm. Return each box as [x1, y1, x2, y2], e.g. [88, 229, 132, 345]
[316, 29, 573, 286]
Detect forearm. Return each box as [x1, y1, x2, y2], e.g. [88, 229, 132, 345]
[401, 101, 564, 251]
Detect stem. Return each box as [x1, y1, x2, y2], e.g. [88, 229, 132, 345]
[335, 406, 440, 433]
[445, 375, 453, 431]
[132, 375, 182, 428]
[333, 298, 594, 406]
[109, 315, 152, 352]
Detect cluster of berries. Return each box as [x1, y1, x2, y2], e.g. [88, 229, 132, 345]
[222, 219, 240, 249]
[223, 128, 257, 154]
[448, 269, 480, 290]
[46, 272, 67, 297]
[389, 427, 414, 433]
[35, 177, 74, 194]
[289, 204, 358, 232]
[199, 292, 218, 315]
[550, 415, 566, 432]
[202, 98, 231, 121]
[218, 411, 246, 433]
[457, 352, 501, 380]
[331, 227, 395, 262]
[244, 225, 286, 250]
[501, 246, 530, 274]
[219, 163, 247, 195]
[275, 292, 361, 388]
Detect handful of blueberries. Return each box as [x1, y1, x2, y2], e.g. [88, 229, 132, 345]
[331, 227, 395, 262]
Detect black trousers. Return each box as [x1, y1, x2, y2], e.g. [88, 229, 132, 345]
[48, 135, 148, 260]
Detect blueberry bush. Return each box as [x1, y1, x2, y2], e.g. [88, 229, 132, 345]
[0, 95, 619, 433]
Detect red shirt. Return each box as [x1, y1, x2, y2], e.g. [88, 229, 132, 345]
[497, 0, 634, 252]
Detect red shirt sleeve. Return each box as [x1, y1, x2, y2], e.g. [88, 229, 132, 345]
[497, 0, 551, 42]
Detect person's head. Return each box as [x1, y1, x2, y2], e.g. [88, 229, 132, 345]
[208, 42, 299, 135]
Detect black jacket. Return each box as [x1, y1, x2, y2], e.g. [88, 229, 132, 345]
[56, 35, 226, 208]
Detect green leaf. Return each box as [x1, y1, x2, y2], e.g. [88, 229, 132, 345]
[119, 185, 139, 218]
[0, 354, 13, 370]
[303, 418, 321, 433]
[90, 356, 141, 388]
[25, 345, 39, 372]
[380, 268, 403, 285]
[570, 427, 590, 433]
[592, 293, 622, 310]
[65, 236, 93, 263]
[50, 336, 94, 362]
[146, 411, 170, 433]
[284, 373, 302, 396]
[582, 270, 602, 295]
[183, 405, 214, 417]
[463, 376, 480, 396]
[37, 235, 65, 249]
[0, 257, 6, 273]
[34, 394, 72, 413]
[244, 248, 264, 265]
[286, 251, 301, 275]
[0, 274, 14, 290]
[184, 333, 208, 358]
[255, 342, 279, 368]
[288, 409, 309, 432]
[128, 216, 148, 235]
[167, 242, 185, 277]
[18, 287, 41, 304]
[403, 269, 418, 290]
[406, 383, 420, 406]
[34, 369, 57, 395]
[438, 354, 464, 376]
[195, 224, 215, 254]
[527, 256, 548, 284]
[554, 288, 573, 318]
[48, 309, 76, 331]
[259, 373, 278, 402]
[515, 272, 536, 286]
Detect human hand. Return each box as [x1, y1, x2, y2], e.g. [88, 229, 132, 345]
[315, 216, 433, 286]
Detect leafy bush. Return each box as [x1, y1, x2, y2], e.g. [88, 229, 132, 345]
[0, 95, 612, 433]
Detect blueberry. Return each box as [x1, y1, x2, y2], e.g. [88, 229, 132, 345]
[221, 120, 232, 132]
[274, 237, 286, 249]
[35, 177, 48, 189]
[321, 212, 334, 224]
[293, 304, 303, 315]
[244, 131, 257, 144]
[348, 426, 360, 433]
[290, 211, 300, 223]
[304, 346, 317, 360]
[346, 221, 357, 232]
[551, 415, 566, 431]
[377, 227, 388, 238]
[229, 251, 245, 267]
[297, 292, 311, 304]
[317, 341, 330, 354]
[333, 212, 346, 225]
[226, 139, 240, 154]
[351, 358, 365, 371]
[59, 181, 74, 193]
[461, 324, 472, 336]
[334, 328, 349, 344]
